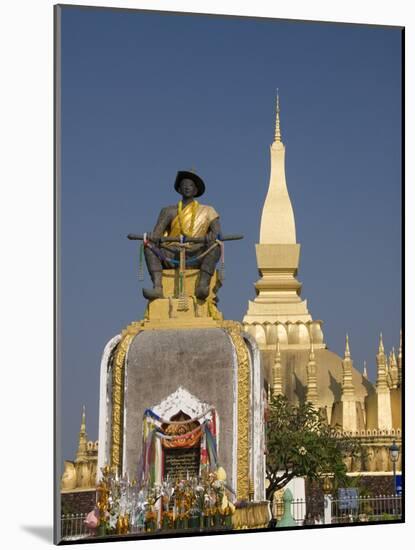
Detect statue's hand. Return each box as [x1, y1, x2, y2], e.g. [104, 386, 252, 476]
[205, 232, 218, 245]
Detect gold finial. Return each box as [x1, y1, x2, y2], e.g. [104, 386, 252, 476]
[363, 360, 368, 378]
[378, 333, 384, 354]
[81, 405, 86, 433]
[345, 333, 351, 359]
[274, 89, 282, 143]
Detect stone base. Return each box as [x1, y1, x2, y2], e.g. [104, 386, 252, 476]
[143, 269, 223, 329]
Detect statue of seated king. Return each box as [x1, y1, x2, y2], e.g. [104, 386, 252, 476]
[142, 170, 222, 302]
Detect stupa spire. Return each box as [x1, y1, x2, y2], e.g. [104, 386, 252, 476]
[75, 405, 88, 463]
[386, 353, 392, 387]
[274, 90, 282, 143]
[375, 333, 393, 429]
[376, 333, 388, 391]
[340, 334, 357, 431]
[341, 334, 355, 398]
[243, 96, 323, 348]
[345, 333, 351, 359]
[259, 92, 296, 244]
[378, 332, 384, 354]
[390, 347, 398, 389]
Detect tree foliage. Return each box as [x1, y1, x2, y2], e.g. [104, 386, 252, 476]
[265, 395, 363, 501]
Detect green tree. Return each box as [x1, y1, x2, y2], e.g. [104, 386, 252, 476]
[266, 395, 362, 502]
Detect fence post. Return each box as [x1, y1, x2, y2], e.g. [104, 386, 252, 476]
[324, 494, 332, 525]
[60, 512, 91, 540]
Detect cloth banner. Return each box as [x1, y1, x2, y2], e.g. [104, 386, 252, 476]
[138, 409, 218, 484]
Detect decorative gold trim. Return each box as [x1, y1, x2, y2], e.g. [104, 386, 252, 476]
[110, 317, 251, 493]
[110, 322, 142, 472]
[207, 297, 223, 321]
[232, 501, 270, 529]
[221, 321, 250, 501]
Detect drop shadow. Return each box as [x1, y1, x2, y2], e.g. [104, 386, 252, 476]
[21, 525, 53, 543]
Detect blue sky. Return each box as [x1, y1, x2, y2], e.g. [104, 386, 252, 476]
[59, 6, 402, 463]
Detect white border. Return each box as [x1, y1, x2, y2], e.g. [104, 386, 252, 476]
[244, 332, 265, 501]
[97, 334, 121, 480]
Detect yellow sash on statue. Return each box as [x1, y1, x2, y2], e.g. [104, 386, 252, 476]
[168, 201, 219, 239]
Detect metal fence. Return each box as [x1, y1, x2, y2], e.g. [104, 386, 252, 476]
[60, 495, 402, 539]
[331, 494, 402, 523]
[273, 494, 402, 526]
[273, 497, 320, 526]
[61, 513, 95, 541]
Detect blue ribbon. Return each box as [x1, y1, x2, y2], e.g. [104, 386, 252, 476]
[204, 423, 218, 467]
[143, 408, 162, 422]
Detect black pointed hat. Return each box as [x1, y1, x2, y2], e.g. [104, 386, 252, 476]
[174, 170, 205, 197]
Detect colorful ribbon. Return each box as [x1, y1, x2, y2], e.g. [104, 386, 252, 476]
[139, 411, 219, 484]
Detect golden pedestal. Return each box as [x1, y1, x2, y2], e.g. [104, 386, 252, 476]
[143, 269, 223, 329]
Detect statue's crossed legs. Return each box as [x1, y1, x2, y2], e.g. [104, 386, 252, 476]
[143, 244, 221, 301]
